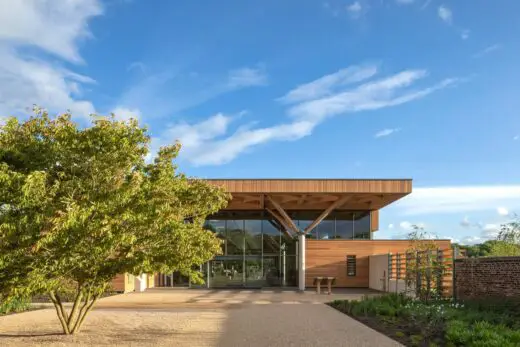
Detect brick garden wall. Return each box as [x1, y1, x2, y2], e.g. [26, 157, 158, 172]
[454, 257, 520, 300]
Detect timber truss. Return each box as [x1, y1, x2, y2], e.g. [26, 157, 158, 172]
[223, 193, 389, 238]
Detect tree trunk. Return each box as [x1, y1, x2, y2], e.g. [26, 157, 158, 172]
[49, 288, 99, 335]
[49, 291, 70, 335]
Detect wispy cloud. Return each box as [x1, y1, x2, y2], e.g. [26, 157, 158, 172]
[438, 5, 452, 24]
[395, 185, 520, 215]
[116, 66, 268, 120]
[0, 0, 102, 119]
[111, 107, 141, 121]
[514, 135, 519, 141]
[279, 65, 378, 104]
[227, 67, 268, 88]
[420, 0, 433, 10]
[154, 113, 314, 166]
[497, 207, 509, 216]
[396, 0, 415, 5]
[287, 70, 457, 123]
[461, 29, 470, 40]
[127, 61, 147, 74]
[346, 2, 364, 19]
[152, 64, 457, 166]
[374, 128, 400, 138]
[472, 44, 502, 58]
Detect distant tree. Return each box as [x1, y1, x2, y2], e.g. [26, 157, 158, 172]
[489, 215, 520, 256]
[0, 109, 229, 334]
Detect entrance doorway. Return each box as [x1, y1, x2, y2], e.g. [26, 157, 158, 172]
[208, 254, 296, 288]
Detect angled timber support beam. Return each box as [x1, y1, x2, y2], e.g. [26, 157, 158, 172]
[304, 195, 352, 234]
[266, 208, 295, 238]
[266, 195, 300, 234]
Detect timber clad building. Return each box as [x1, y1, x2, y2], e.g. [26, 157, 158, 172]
[113, 179, 451, 292]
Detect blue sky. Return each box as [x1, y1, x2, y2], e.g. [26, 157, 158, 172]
[0, 0, 519, 244]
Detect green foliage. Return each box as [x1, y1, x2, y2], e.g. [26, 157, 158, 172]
[0, 109, 229, 334]
[446, 320, 520, 347]
[406, 225, 448, 301]
[330, 294, 520, 347]
[454, 215, 520, 257]
[0, 296, 30, 315]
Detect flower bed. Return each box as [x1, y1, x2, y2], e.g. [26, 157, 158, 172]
[328, 293, 520, 347]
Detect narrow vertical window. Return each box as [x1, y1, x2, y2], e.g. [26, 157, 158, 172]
[346, 255, 356, 276]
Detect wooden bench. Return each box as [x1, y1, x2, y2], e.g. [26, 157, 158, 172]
[313, 277, 336, 295]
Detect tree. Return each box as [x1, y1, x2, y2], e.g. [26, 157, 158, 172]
[0, 109, 229, 334]
[489, 215, 520, 256]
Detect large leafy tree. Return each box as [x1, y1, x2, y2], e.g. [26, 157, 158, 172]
[0, 109, 229, 334]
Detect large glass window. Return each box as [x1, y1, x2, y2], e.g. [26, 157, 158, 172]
[317, 219, 335, 239]
[353, 212, 371, 239]
[335, 211, 355, 239]
[245, 219, 262, 255]
[204, 220, 226, 253]
[226, 220, 244, 255]
[262, 218, 281, 255]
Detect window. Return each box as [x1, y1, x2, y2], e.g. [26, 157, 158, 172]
[346, 255, 356, 276]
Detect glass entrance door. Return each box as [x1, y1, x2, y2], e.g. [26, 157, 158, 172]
[245, 256, 263, 288]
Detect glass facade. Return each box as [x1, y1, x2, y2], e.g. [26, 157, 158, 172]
[201, 210, 371, 288]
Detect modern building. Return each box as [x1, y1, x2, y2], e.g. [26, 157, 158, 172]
[113, 179, 451, 292]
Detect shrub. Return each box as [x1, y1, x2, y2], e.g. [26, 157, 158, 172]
[0, 296, 31, 315]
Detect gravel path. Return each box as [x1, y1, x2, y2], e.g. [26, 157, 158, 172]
[0, 290, 401, 346]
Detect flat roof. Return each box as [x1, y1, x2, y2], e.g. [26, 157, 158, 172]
[207, 179, 412, 211]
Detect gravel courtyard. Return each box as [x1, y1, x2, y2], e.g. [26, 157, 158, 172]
[0, 289, 401, 347]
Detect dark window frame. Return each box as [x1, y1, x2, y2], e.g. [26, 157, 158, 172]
[346, 255, 356, 277]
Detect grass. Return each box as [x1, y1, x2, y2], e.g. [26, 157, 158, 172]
[328, 293, 520, 347]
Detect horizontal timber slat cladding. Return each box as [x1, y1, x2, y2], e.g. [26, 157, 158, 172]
[207, 179, 412, 194]
[305, 240, 451, 288]
[111, 274, 126, 292]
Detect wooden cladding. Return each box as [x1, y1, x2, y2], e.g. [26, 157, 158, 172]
[305, 240, 451, 288]
[370, 210, 379, 231]
[207, 179, 412, 194]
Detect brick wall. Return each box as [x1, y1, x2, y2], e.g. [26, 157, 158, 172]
[454, 257, 520, 300]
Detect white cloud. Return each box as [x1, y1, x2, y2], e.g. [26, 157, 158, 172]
[438, 5, 452, 24]
[481, 223, 500, 239]
[227, 67, 268, 88]
[346, 2, 364, 18]
[0, 0, 102, 63]
[461, 29, 470, 40]
[151, 64, 457, 166]
[111, 107, 141, 121]
[288, 70, 457, 123]
[0, 0, 102, 119]
[460, 236, 482, 245]
[460, 216, 471, 228]
[279, 65, 378, 104]
[497, 207, 509, 216]
[514, 135, 519, 141]
[388, 223, 395, 229]
[472, 44, 502, 59]
[396, 0, 415, 4]
[375, 128, 400, 138]
[395, 185, 520, 215]
[161, 114, 315, 166]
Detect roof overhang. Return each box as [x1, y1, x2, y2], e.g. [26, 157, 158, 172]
[207, 179, 412, 211]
